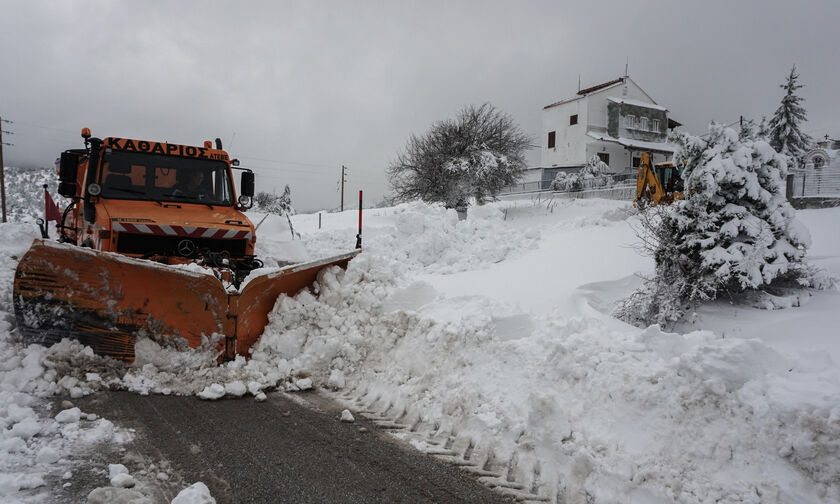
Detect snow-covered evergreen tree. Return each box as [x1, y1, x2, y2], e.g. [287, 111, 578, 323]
[551, 155, 613, 191]
[620, 124, 812, 325]
[757, 116, 770, 139]
[768, 65, 812, 165]
[387, 103, 531, 210]
[738, 118, 756, 141]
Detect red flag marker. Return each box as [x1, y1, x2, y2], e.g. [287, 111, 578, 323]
[44, 186, 61, 222]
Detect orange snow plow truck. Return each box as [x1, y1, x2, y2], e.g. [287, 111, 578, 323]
[13, 129, 360, 362]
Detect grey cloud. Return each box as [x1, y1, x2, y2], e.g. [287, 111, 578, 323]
[1, 0, 838, 211]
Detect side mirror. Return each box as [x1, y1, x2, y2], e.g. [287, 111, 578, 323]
[58, 181, 77, 198]
[59, 152, 79, 182]
[240, 171, 254, 198]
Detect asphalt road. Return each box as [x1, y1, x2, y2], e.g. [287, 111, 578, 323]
[66, 391, 514, 504]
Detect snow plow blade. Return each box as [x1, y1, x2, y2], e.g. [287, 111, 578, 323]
[13, 240, 359, 362]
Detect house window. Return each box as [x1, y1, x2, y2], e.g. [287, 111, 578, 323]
[632, 156, 641, 168]
[597, 152, 610, 166]
[652, 119, 660, 132]
[640, 117, 648, 131]
[625, 115, 634, 128]
[570, 114, 578, 125]
[548, 131, 556, 149]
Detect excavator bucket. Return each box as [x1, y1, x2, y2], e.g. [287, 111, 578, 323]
[13, 239, 360, 362]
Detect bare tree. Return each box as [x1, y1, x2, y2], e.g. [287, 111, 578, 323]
[387, 103, 531, 209]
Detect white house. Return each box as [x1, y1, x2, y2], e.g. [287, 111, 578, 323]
[520, 76, 681, 189]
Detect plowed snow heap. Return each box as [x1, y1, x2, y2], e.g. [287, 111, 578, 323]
[13, 128, 359, 362]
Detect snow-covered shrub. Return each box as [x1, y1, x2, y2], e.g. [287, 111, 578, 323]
[551, 155, 613, 192]
[618, 124, 813, 326]
[253, 185, 295, 216]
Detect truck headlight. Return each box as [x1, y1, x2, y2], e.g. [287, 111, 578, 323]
[238, 195, 251, 206]
[87, 183, 101, 196]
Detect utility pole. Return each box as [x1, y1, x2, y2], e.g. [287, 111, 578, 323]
[0, 116, 14, 223]
[340, 165, 347, 212]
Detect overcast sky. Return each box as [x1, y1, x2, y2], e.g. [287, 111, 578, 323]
[1, 0, 838, 211]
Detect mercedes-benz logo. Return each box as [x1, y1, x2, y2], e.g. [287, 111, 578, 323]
[177, 239, 197, 257]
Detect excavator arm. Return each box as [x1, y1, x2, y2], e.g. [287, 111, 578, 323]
[635, 152, 666, 206]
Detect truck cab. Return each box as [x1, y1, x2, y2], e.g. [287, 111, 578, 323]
[57, 130, 258, 278]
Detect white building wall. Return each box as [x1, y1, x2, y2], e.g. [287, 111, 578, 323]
[586, 93, 609, 133]
[620, 79, 656, 104]
[541, 99, 588, 167]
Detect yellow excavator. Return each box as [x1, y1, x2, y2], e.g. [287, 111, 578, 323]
[634, 152, 684, 206]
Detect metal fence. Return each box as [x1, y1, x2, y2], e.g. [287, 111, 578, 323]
[553, 185, 637, 201]
[498, 180, 555, 194]
[790, 170, 840, 198]
[499, 173, 637, 196]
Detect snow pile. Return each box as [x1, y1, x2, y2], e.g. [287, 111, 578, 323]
[0, 341, 129, 500]
[86, 462, 214, 504]
[85, 459, 215, 504]
[340, 409, 354, 423]
[252, 212, 310, 267]
[249, 252, 840, 502]
[171, 482, 216, 504]
[0, 223, 134, 501]
[300, 201, 540, 274]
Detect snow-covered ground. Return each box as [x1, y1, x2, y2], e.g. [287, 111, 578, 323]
[1, 190, 838, 503]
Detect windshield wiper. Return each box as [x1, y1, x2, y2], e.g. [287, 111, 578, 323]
[110, 187, 146, 195]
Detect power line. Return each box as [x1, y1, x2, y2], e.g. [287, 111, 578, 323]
[238, 155, 338, 170]
[11, 121, 78, 136]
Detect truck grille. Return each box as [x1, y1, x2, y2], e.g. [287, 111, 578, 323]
[116, 233, 247, 257]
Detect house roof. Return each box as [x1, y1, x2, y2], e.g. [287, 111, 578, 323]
[606, 96, 668, 112]
[577, 77, 625, 96]
[543, 76, 627, 110]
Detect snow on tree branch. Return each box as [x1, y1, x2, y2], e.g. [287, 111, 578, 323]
[387, 103, 531, 210]
[768, 65, 813, 166]
[618, 124, 815, 326]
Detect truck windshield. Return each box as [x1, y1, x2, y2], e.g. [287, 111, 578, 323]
[99, 149, 234, 206]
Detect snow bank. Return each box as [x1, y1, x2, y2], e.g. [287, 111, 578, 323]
[1, 198, 838, 502]
[246, 247, 839, 502]
[0, 223, 136, 502]
[248, 201, 840, 502]
[299, 201, 541, 274]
